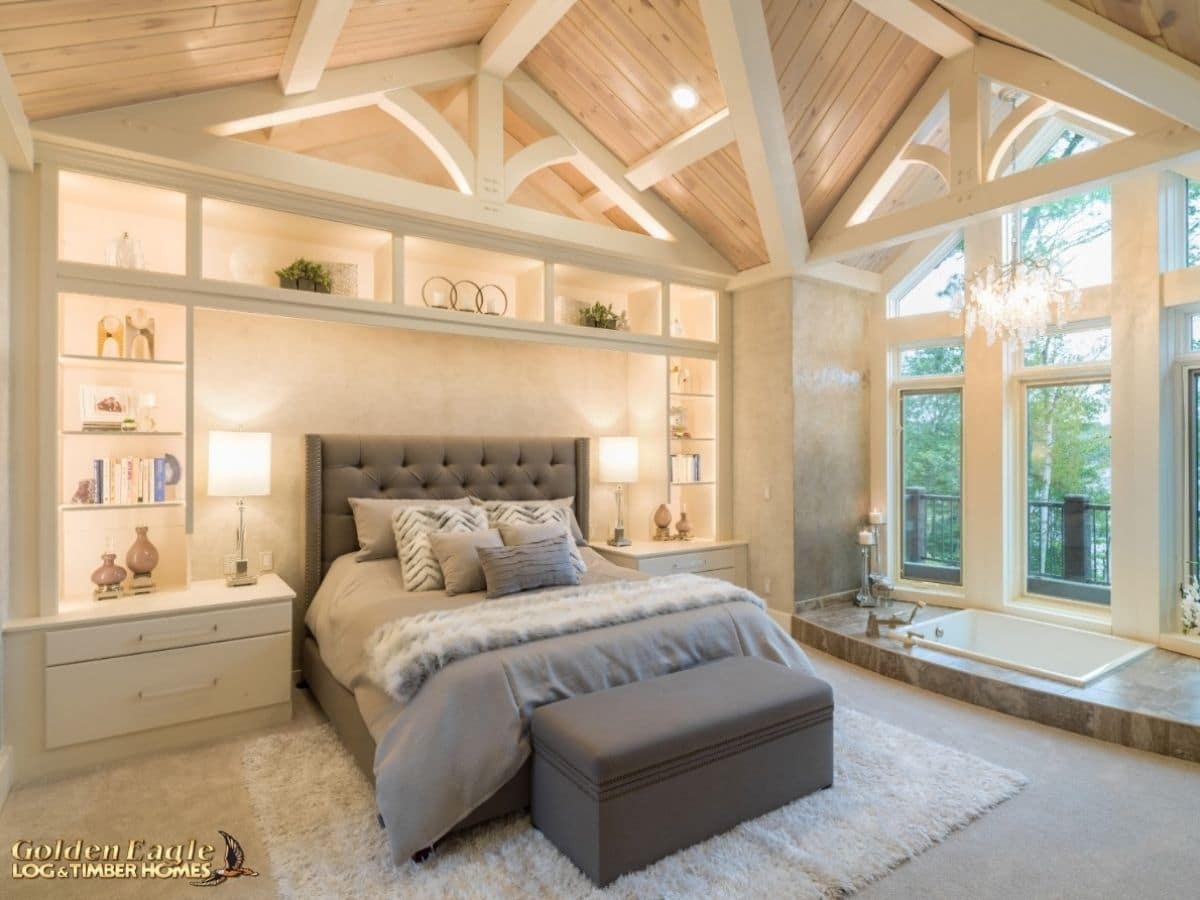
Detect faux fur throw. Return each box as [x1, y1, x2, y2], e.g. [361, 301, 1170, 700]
[365, 574, 765, 703]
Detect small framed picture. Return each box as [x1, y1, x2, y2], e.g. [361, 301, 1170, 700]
[80, 385, 133, 429]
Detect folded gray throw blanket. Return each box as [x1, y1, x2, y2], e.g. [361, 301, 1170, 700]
[365, 574, 766, 702]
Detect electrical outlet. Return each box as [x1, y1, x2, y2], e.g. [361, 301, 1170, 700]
[763, 485, 771, 501]
[259, 550, 274, 573]
[763, 576, 772, 596]
[222, 555, 236, 576]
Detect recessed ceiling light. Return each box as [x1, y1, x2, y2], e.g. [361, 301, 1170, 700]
[671, 85, 699, 110]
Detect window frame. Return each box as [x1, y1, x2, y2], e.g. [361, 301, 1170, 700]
[1012, 364, 1113, 611]
[1019, 318, 1112, 370]
[1175, 305, 1200, 604]
[893, 350, 965, 589]
[887, 231, 964, 319]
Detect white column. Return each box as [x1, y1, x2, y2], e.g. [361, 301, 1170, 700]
[961, 218, 1011, 610]
[1110, 174, 1172, 640]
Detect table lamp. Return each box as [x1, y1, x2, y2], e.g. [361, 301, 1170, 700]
[208, 430, 271, 586]
[599, 436, 639, 547]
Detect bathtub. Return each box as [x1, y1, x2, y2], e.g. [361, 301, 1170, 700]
[888, 608, 1153, 686]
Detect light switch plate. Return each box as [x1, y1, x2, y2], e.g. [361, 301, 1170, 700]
[259, 550, 273, 572]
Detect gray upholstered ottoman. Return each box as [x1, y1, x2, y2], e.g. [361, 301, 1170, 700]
[530, 656, 834, 886]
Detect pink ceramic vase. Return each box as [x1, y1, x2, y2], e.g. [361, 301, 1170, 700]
[91, 553, 126, 589]
[125, 526, 159, 576]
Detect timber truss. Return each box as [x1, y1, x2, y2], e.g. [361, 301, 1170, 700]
[9, 0, 1200, 292]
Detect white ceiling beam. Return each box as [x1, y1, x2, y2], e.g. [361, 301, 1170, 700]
[810, 122, 1200, 262]
[853, 0, 975, 57]
[983, 95, 1057, 180]
[947, 50, 984, 190]
[974, 39, 1167, 136]
[0, 51, 32, 171]
[77, 50, 480, 137]
[824, 58, 954, 231]
[377, 88, 475, 195]
[504, 136, 577, 199]
[698, 0, 808, 270]
[901, 143, 950, 185]
[277, 0, 354, 95]
[724, 261, 882, 293]
[624, 109, 735, 191]
[479, 0, 577, 78]
[579, 188, 614, 215]
[941, 0, 1200, 131]
[469, 74, 505, 203]
[505, 72, 731, 270]
[33, 109, 732, 278]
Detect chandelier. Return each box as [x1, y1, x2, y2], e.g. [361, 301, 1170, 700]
[954, 92, 1079, 346]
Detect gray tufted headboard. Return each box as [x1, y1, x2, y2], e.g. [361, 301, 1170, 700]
[304, 435, 590, 606]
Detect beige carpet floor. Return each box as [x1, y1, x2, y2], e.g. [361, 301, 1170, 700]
[1, 649, 1197, 899]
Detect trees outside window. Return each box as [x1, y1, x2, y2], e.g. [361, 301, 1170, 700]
[1187, 180, 1200, 267]
[1019, 132, 1111, 289]
[1026, 381, 1112, 604]
[891, 238, 965, 317]
[901, 389, 962, 584]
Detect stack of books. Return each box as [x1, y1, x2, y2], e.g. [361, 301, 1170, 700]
[670, 452, 702, 483]
[88, 457, 168, 504]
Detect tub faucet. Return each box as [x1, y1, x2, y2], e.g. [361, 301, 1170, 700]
[866, 599, 927, 638]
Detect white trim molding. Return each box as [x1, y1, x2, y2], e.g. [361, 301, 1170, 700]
[625, 110, 736, 191]
[377, 89, 475, 195]
[277, 0, 354, 96]
[854, 0, 976, 58]
[479, 0, 578, 78]
[0, 52, 33, 171]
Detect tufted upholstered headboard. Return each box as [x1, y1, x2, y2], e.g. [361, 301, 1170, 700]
[304, 435, 590, 606]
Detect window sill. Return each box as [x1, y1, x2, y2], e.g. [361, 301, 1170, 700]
[1158, 632, 1200, 660]
[1005, 596, 1112, 634]
[891, 582, 967, 608]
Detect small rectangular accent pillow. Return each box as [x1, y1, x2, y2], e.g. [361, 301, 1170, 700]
[498, 521, 587, 574]
[470, 497, 585, 545]
[477, 535, 581, 599]
[349, 497, 471, 562]
[392, 505, 488, 591]
[428, 529, 502, 595]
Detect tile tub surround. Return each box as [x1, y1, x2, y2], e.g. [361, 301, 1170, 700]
[793, 603, 1200, 764]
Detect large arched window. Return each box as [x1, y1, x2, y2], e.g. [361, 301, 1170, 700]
[1188, 179, 1200, 267]
[889, 234, 964, 317]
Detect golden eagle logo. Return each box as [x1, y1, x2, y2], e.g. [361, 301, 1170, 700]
[190, 831, 258, 887]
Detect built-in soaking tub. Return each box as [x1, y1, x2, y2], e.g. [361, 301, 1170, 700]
[887, 609, 1153, 687]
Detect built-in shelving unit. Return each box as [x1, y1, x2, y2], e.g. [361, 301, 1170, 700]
[32, 158, 731, 620]
[56, 290, 189, 606]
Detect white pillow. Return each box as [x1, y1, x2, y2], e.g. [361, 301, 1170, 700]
[392, 505, 488, 591]
[471, 497, 585, 545]
[349, 496, 471, 561]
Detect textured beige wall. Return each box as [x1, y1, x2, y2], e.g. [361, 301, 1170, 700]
[732, 277, 871, 613]
[192, 309, 633, 649]
[0, 167, 10, 743]
[732, 279, 796, 613]
[792, 280, 870, 603]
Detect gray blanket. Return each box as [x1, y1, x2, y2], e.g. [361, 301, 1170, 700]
[306, 550, 814, 862]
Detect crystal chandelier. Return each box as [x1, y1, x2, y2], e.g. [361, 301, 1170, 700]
[954, 92, 1079, 346]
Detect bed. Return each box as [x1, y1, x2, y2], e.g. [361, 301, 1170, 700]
[300, 434, 814, 862]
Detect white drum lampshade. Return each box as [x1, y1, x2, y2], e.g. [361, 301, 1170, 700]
[208, 431, 272, 497]
[598, 436, 639, 484]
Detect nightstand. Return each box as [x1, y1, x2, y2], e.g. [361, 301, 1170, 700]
[589, 540, 748, 587]
[3, 574, 295, 781]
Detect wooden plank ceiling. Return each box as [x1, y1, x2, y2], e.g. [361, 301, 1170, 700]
[0, 0, 954, 274]
[0, 0, 509, 121]
[523, 0, 768, 271]
[1068, 1, 1200, 66]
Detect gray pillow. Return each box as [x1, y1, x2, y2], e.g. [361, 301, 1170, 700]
[349, 497, 470, 561]
[428, 529, 502, 595]
[470, 497, 585, 545]
[477, 535, 581, 599]
[498, 521, 587, 573]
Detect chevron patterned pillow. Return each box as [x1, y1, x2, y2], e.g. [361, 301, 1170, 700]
[484, 503, 587, 573]
[392, 505, 488, 591]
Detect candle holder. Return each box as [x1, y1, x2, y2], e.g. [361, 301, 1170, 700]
[855, 545, 876, 608]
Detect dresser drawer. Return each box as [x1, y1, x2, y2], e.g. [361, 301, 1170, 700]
[638, 548, 736, 576]
[45, 633, 290, 749]
[46, 601, 291, 665]
[704, 567, 739, 585]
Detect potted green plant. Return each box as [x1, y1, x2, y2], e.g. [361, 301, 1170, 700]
[579, 302, 627, 330]
[275, 258, 332, 293]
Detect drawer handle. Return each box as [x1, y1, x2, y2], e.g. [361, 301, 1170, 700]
[138, 625, 218, 644]
[673, 559, 705, 571]
[138, 678, 218, 701]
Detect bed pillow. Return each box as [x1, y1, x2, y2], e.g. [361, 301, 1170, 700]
[477, 535, 581, 599]
[498, 521, 587, 574]
[470, 497, 585, 545]
[429, 529, 502, 595]
[349, 496, 471, 562]
[392, 505, 488, 591]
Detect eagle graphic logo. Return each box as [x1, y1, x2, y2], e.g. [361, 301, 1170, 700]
[190, 831, 259, 887]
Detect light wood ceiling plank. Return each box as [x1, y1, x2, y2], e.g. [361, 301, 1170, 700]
[0, 8, 221, 55]
[781, 3, 866, 144]
[214, 0, 303, 26]
[772, 0, 850, 110]
[0, 1, 226, 31]
[3, 19, 295, 77]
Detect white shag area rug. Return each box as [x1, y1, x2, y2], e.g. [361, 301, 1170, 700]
[241, 709, 1025, 899]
